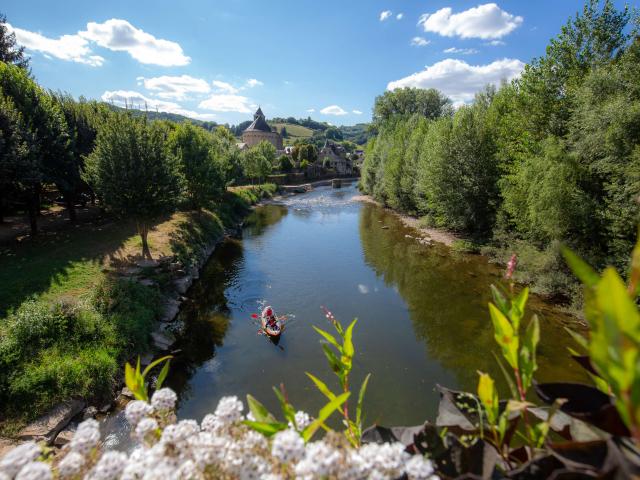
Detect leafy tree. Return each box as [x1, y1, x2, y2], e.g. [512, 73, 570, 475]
[242, 144, 272, 183]
[0, 14, 29, 69]
[280, 126, 288, 138]
[167, 122, 225, 210]
[325, 126, 343, 141]
[254, 140, 277, 167]
[373, 87, 452, 125]
[297, 143, 318, 163]
[278, 155, 293, 172]
[85, 113, 180, 258]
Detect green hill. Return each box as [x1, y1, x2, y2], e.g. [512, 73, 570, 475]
[271, 123, 314, 144]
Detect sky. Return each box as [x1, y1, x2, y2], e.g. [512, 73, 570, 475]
[2, 1, 630, 126]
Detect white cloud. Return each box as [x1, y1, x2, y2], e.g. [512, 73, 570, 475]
[7, 23, 104, 66]
[306, 108, 315, 113]
[212, 80, 239, 94]
[387, 58, 525, 105]
[485, 39, 506, 46]
[396, 13, 404, 20]
[352, 110, 363, 115]
[139, 75, 210, 100]
[101, 90, 215, 120]
[8, 19, 189, 67]
[320, 105, 348, 116]
[410, 36, 431, 47]
[379, 10, 392, 22]
[199, 94, 253, 113]
[246, 78, 263, 88]
[443, 47, 479, 55]
[418, 3, 523, 39]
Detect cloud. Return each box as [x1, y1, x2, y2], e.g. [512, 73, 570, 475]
[485, 39, 506, 46]
[352, 110, 363, 115]
[358, 284, 369, 294]
[8, 19, 189, 67]
[7, 23, 104, 66]
[320, 105, 348, 116]
[101, 90, 215, 120]
[306, 108, 315, 113]
[246, 78, 263, 88]
[79, 19, 189, 66]
[396, 13, 404, 20]
[387, 58, 525, 105]
[443, 47, 479, 55]
[418, 3, 523, 39]
[139, 75, 210, 100]
[212, 80, 239, 94]
[410, 36, 431, 47]
[379, 10, 392, 22]
[199, 94, 253, 113]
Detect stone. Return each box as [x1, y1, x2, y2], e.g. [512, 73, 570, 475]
[151, 331, 174, 350]
[18, 399, 85, 443]
[120, 387, 135, 399]
[136, 259, 159, 268]
[82, 406, 98, 420]
[160, 299, 180, 323]
[138, 278, 156, 287]
[174, 275, 193, 295]
[98, 403, 113, 414]
[53, 423, 77, 447]
[123, 266, 142, 276]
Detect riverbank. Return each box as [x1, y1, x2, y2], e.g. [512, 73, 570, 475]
[0, 185, 276, 444]
[352, 194, 458, 247]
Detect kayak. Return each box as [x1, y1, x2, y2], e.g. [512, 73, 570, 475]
[262, 315, 282, 337]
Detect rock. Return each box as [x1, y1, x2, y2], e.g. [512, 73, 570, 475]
[151, 331, 174, 350]
[54, 423, 77, 447]
[120, 387, 135, 399]
[123, 266, 142, 276]
[140, 353, 154, 366]
[82, 406, 98, 420]
[138, 278, 156, 287]
[136, 259, 159, 268]
[174, 275, 193, 295]
[98, 403, 112, 414]
[160, 299, 180, 323]
[0, 438, 19, 458]
[169, 262, 182, 272]
[18, 399, 85, 444]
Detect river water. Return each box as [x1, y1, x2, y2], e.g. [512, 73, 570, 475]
[104, 182, 586, 447]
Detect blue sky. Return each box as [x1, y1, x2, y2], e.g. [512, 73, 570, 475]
[3, 1, 629, 126]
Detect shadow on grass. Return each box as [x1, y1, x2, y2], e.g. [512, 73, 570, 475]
[0, 218, 138, 317]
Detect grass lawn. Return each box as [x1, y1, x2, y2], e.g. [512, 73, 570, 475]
[271, 123, 314, 140]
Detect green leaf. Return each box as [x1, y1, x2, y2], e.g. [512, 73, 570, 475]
[155, 359, 171, 390]
[305, 373, 337, 401]
[142, 355, 173, 378]
[356, 373, 371, 428]
[490, 284, 509, 315]
[246, 394, 276, 423]
[489, 303, 519, 369]
[303, 392, 350, 442]
[313, 326, 342, 352]
[477, 372, 499, 424]
[564, 326, 588, 350]
[510, 287, 529, 330]
[520, 315, 539, 392]
[272, 386, 296, 426]
[493, 352, 518, 399]
[124, 362, 138, 394]
[243, 420, 288, 437]
[343, 318, 357, 359]
[561, 246, 599, 288]
[322, 344, 343, 375]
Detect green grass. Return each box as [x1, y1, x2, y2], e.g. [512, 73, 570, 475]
[271, 123, 314, 139]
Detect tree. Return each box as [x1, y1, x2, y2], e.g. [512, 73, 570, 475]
[0, 63, 72, 234]
[167, 122, 225, 210]
[373, 87, 452, 125]
[241, 145, 272, 183]
[254, 140, 276, 167]
[85, 113, 180, 259]
[280, 126, 288, 138]
[278, 155, 293, 172]
[0, 14, 29, 69]
[325, 126, 343, 141]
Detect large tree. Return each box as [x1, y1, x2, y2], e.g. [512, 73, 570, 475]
[0, 14, 29, 70]
[167, 122, 225, 210]
[85, 113, 180, 259]
[372, 87, 452, 126]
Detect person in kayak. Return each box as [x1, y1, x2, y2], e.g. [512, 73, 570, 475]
[262, 306, 278, 330]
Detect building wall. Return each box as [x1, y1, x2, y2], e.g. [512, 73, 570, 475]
[242, 130, 283, 150]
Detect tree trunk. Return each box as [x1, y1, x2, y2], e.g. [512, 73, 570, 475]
[65, 197, 77, 222]
[138, 222, 152, 259]
[27, 193, 38, 236]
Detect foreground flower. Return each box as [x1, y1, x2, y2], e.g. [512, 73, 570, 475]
[0, 442, 41, 478]
[271, 429, 305, 463]
[151, 388, 177, 412]
[15, 462, 51, 480]
[124, 401, 154, 428]
[57, 451, 85, 478]
[69, 419, 100, 455]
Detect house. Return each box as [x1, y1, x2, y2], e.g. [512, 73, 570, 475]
[318, 140, 353, 175]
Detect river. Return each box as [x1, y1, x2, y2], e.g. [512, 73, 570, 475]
[104, 182, 586, 447]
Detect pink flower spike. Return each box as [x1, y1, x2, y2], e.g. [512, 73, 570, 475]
[505, 254, 518, 280]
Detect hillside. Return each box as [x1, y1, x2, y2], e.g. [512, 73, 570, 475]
[271, 123, 314, 144]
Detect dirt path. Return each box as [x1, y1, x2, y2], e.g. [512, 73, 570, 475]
[352, 194, 459, 247]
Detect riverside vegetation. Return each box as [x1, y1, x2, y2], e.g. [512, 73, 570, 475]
[1, 242, 638, 478]
[361, 0, 640, 304]
[0, 29, 278, 428]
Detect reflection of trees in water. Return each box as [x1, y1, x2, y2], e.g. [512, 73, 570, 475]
[166, 240, 242, 400]
[244, 205, 288, 236]
[358, 204, 584, 393]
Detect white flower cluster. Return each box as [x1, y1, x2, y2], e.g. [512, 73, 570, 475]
[0, 391, 438, 480]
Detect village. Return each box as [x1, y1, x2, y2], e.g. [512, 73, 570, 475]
[235, 107, 364, 182]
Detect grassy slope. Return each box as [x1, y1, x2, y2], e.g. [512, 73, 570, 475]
[0, 185, 276, 430]
[271, 123, 314, 144]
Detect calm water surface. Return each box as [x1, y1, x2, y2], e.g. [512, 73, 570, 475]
[104, 183, 586, 446]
